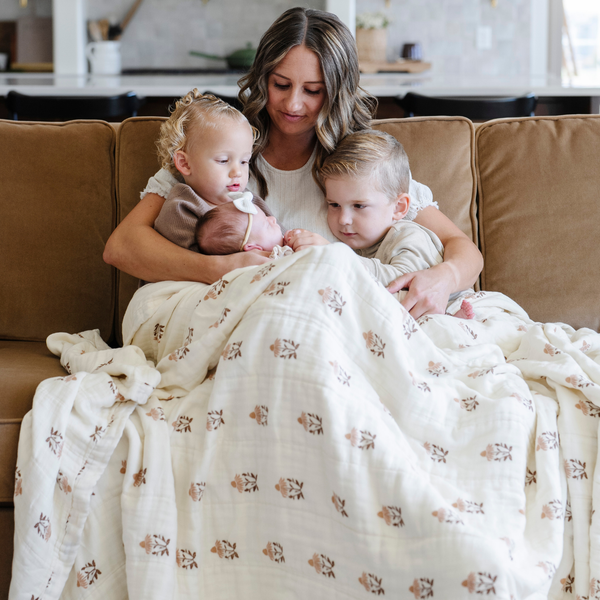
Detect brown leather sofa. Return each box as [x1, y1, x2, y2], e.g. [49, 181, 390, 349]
[2, 114, 599, 596]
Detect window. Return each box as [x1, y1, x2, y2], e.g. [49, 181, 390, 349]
[562, 0, 600, 84]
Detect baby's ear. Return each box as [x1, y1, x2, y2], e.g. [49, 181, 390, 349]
[173, 150, 192, 177]
[392, 193, 410, 221]
[243, 243, 264, 252]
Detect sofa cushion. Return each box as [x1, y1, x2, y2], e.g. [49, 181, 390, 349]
[115, 117, 166, 344]
[373, 117, 477, 243]
[0, 340, 66, 503]
[0, 120, 116, 342]
[476, 115, 600, 331]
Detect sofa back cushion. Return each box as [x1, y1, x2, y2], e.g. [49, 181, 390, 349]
[0, 120, 116, 342]
[115, 117, 166, 342]
[373, 117, 477, 242]
[476, 114, 600, 331]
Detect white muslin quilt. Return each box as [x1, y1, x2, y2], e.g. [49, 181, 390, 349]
[10, 244, 600, 600]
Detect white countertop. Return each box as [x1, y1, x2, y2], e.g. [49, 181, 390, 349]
[1, 71, 600, 98]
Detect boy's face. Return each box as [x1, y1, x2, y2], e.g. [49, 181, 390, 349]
[325, 175, 409, 249]
[174, 117, 254, 205]
[244, 208, 284, 252]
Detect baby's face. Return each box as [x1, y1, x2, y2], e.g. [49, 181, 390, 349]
[245, 208, 284, 252]
[325, 175, 407, 249]
[180, 117, 254, 205]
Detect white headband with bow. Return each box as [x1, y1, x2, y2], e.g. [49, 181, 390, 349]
[228, 191, 256, 251]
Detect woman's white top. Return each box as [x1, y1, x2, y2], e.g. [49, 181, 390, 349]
[143, 150, 438, 244]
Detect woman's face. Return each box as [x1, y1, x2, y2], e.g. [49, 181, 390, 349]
[266, 44, 327, 140]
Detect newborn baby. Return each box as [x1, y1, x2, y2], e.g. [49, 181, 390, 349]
[196, 192, 292, 258]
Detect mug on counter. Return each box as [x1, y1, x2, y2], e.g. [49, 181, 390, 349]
[401, 43, 422, 61]
[86, 41, 121, 75]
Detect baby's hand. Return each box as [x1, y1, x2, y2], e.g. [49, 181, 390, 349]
[284, 229, 330, 252]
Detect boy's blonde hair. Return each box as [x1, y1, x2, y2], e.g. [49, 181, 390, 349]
[317, 129, 410, 200]
[156, 89, 258, 176]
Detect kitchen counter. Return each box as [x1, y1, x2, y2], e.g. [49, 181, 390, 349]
[1, 71, 600, 101]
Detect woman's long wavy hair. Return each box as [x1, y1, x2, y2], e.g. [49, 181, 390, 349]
[238, 7, 377, 199]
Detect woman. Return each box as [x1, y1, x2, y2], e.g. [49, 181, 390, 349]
[103, 7, 482, 318]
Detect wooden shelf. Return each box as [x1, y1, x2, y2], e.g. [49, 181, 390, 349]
[10, 62, 53, 72]
[359, 60, 431, 74]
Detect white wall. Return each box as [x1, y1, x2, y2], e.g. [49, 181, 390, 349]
[357, 0, 532, 78]
[85, 0, 325, 70]
[0, 0, 544, 78]
[0, 0, 52, 19]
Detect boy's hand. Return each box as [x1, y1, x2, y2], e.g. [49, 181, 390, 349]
[285, 229, 330, 252]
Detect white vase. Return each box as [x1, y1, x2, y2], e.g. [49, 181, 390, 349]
[86, 41, 121, 75]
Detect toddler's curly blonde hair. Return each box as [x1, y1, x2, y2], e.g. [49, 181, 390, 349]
[156, 89, 258, 177]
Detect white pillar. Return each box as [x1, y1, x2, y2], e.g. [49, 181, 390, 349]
[530, 0, 549, 80]
[325, 0, 356, 37]
[52, 0, 87, 75]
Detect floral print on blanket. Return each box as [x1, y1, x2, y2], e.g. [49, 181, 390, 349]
[298, 412, 323, 435]
[189, 482, 205, 502]
[363, 331, 385, 358]
[249, 405, 268, 425]
[211, 540, 238, 560]
[359, 572, 385, 595]
[331, 493, 348, 518]
[318, 287, 346, 315]
[378, 506, 405, 528]
[275, 477, 304, 500]
[221, 341, 242, 360]
[76, 561, 101, 588]
[34, 513, 51, 541]
[14, 245, 600, 600]
[270, 338, 299, 359]
[462, 572, 497, 594]
[206, 410, 225, 431]
[176, 549, 198, 569]
[409, 578, 434, 598]
[329, 360, 351, 386]
[14, 467, 22, 497]
[308, 553, 335, 578]
[231, 473, 259, 493]
[204, 279, 229, 300]
[346, 428, 376, 450]
[140, 534, 170, 556]
[46, 428, 64, 457]
[263, 542, 285, 563]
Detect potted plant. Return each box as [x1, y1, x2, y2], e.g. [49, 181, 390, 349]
[356, 12, 391, 64]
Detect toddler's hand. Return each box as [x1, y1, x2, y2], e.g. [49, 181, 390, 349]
[284, 229, 329, 252]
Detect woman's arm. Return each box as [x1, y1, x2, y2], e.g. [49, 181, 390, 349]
[387, 206, 483, 318]
[103, 193, 271, 283]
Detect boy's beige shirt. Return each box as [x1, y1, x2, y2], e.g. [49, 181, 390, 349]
[355, 220, 445, 287]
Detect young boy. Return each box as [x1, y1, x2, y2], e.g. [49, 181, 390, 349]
[153, 89, 275, 253]
[288, 129, 473, 318]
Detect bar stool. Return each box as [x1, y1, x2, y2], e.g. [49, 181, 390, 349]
[6, 91, 143, 121]
[396, 91, 538, 120]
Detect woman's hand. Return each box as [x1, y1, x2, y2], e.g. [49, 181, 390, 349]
[387, 262, 457, 319]
[284, 229, 330, 252]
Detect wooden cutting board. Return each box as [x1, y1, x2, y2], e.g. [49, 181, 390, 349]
[359, 60, 431, 74]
